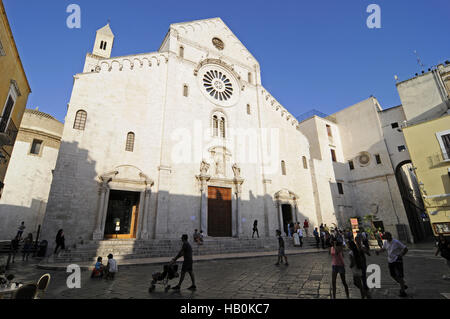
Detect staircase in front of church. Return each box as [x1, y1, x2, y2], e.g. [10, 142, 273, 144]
[50, 236, 319, 263]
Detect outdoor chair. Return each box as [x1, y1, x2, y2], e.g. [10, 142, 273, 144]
[35, 273, 51, 299]
[14, 284, 37, 299]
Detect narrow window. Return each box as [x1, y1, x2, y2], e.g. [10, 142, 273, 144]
[0, 95, 15, 133]
[375, 154, 381, 164]
[442, 133, 450, 159]
[326, 124, 332, 137]
[30, 139, 43, 155]
[100, 41, 104, 49]
[0, 39, 5, 56]
[103, 42, 107, 50]
[302, 156, 308, 169]
[220, 117, 226, 138]
[391, 122, 399, 129]
[248, 72, 252, 84]
[337, 182, 344, 195]
[349, 160, 354, 170]
[125, 132, 135, 152]
[179, 46, 184, 58]
[247, 104, 251, 115]
[331, 149, 337, 162]
[183, 84, 189, 97]
[73, 110, 87, 130]
[398, 145, 406, 152]
[281, 160, 286, 175]
[213, 115, 218, 137]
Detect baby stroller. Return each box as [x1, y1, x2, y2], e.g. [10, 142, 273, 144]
[149, 263, 179, 292]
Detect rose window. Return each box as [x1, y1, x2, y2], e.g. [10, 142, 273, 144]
[203, 70, 233, 101]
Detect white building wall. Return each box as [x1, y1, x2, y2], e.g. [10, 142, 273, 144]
[0, 110, 63, 239]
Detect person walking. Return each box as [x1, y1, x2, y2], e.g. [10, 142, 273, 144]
[320, 228, 326, 249]
[22, 233, 33, 261]
[275, 230, 288, 266]
[376, 232, 409, 297]
[54, 229, 65, 255]
[172, 234, 196, 291]
[348, 240, 370, 299]
[16, 222, 26, 239]
[10, 235, 20, 263]
[313, 227, 320, 248]
[435, 234, 450, 280]
[252, 220, 259, 238]
[330, 239, 350, 299]
[303, 219, 309, 237]
[297, 227, 304, 247]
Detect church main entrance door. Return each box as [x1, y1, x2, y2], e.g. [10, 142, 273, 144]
[104, 190, 140, 239]
[208, 186, 232, 237]
[281, 204, 293, 236]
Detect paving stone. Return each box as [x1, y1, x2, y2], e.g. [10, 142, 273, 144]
[3, 248, 449, 299]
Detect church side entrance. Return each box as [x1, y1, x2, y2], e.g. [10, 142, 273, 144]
[208, 186, 232, 237]
[104, 190, 140, 239]
[281, 204, 293, 236]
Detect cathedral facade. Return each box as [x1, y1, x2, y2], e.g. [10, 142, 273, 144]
[41, 18, 322, 242]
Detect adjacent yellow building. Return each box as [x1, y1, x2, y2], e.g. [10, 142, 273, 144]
[403, 115, 450, 236]
[0, 0, 31, 190]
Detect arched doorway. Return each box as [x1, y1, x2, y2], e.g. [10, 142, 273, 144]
[281, 204, 293, 236]
[395, 160, 432, 242]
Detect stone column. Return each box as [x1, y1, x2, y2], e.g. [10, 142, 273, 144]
[140, 180, 154, 240]
[293, 198, 299, 223]
[277, 200, 283, 231]
[198, 175, 210, 235]
[93, 178, 110, 240]
[234, 180, 243, 237]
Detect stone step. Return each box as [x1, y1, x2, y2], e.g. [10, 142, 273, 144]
[51, 237, 319, 263]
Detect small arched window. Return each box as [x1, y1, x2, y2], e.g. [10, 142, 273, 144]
[183, 84, 189, 97]
[220, 117, 226, 138]
[103, 42, 107, 50]
[302, 156, 308, 169]
[212, 113, 226, 138]
[100, 41, 104, 49]
[73, 110, 87, 130]
[247, 104, 251, 115]
[179, 46, 184, 58]
[213, 115, 219, 137]
[125, 132, 135, 152]
[248, 72, 252, 84]
[281, 160, 286, 175]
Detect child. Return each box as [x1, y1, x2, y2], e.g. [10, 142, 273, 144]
[275, 230, 288, 266]
[105, 254, 118, 279]
[91, 257, 104, 278]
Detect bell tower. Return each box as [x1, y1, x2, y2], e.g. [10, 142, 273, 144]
[92, 23, 114, 58]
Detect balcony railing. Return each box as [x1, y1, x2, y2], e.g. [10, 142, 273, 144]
[0, 118, 18, 146]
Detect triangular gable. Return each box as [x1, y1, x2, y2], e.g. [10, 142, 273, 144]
[166, 17, 258, 68]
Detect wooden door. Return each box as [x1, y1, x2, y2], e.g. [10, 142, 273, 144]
[104, 191, 139, 239]
[208, 186, 232, 237]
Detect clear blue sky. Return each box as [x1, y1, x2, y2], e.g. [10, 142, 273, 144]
[4, 0, 450, 122]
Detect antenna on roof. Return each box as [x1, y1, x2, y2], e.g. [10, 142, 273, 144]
[413, 50, 425, 73]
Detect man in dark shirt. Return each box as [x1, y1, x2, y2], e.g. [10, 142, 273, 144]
[275, 230, 288, 266]
[171, 234, 196, 290]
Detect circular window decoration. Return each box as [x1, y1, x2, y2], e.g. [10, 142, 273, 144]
[212, 37, 224, 50]
[358, 152, 371, 166]
[197, 65, 239, 107]
[203, 70, 233, 101]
